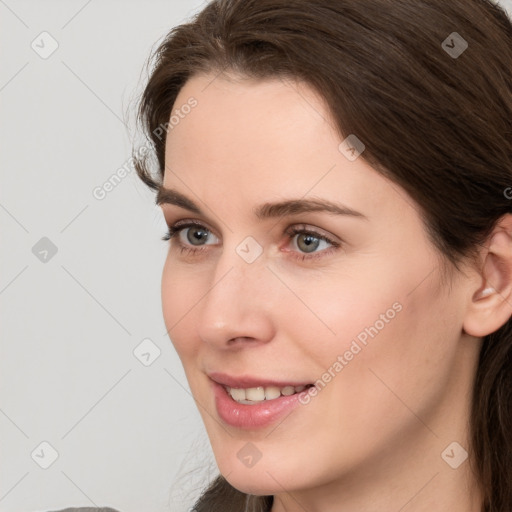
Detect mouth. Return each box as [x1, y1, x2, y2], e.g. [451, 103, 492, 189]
[222, 383, 315, 405]
[210, 377, 316, 429]
[207, 371, 315, 405]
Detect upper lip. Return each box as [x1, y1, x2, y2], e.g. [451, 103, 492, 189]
[207, 371, 313, 389]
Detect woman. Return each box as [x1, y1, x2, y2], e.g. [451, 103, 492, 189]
[59, 0, 512, 510]
[134, 0, 512, 510]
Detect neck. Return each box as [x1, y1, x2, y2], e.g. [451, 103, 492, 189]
[270, 439, 483, 512]
[271, 377, 483, 512]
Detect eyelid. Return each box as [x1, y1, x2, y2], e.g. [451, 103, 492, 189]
[164, 217, 219, 237]
[164, 219, 339, 244]
[165, 217, 341, 241]
[162, 218, 343, 261]
[165, 219, 220, 244]
[284, 223, 342, 245]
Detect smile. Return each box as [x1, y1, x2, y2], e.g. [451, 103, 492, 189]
[211, 379, 316, 429]
[224, 384, 314, 404]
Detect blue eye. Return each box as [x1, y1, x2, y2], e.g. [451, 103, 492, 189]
[162, 221, 341, 261]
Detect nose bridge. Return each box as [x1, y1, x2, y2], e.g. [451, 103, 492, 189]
[211, 235, 270, 298]
[197, 238, 275, 346]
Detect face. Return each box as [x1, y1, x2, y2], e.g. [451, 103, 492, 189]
[159, 72, 476, 498]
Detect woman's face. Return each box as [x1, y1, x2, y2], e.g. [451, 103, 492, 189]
[159, 72, 479, 499]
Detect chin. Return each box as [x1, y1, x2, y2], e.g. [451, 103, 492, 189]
[216, 454, 305, 496]
[223, 472, 282, 496]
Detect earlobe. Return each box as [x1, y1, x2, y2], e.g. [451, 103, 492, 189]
[463, 215, 512, 338]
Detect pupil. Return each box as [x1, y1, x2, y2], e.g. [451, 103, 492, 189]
[188, 228, 208, 245]
[299, 234, 319, 253]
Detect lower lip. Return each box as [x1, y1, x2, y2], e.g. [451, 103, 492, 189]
[211, 380, 309, 430]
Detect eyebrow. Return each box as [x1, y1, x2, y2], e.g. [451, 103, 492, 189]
[155, 186, 368, 221]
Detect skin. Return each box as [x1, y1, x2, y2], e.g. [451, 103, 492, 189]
[159, 71, 512, 512]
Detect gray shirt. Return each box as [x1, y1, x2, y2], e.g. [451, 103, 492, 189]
[50, 508, 120, 512]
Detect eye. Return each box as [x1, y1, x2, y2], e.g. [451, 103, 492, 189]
[284, 225, 340, 261]
[162, 221, 341, 261]
[161, 220, 218, 251]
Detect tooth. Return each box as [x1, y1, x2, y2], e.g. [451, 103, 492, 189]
[230, 388, 246, 401]
[226, 383, 312, 404]
[281, 385, 295, 396]
[264, 386, 281, 400]
[246, 386, 265, 401]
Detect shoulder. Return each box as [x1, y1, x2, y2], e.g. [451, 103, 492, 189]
[49, 508, 121, 512]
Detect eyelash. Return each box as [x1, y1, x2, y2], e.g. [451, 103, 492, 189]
[161, 221, 341, 261]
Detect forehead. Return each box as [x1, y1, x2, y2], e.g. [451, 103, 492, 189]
[161, 72, 419, 236]
[164, 73, 343, 185]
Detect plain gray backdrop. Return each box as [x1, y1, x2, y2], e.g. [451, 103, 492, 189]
[1, 2, 213, 512]
[1, 1, 511, 511]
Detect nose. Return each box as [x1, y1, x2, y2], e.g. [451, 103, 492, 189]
[196, 243, 276, 350]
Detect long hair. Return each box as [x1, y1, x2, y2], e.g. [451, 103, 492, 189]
[132, 1, 512, 510]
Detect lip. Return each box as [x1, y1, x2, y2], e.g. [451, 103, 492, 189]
[207, 371, 312, 389]
[211, 379, 309, 429]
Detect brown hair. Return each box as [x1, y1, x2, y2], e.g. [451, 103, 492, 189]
[133, 1, 512, 510]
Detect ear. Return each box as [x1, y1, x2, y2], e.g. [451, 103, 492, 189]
[463, 214, 512, 337]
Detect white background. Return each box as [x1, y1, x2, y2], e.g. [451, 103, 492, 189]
[1, 1, 511, 511]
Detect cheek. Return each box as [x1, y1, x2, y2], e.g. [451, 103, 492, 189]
[276, 266, 407, 371]
[161, 260, 202, 359]
[317, 267, 458, 432]
[291, 256, 455, 400]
